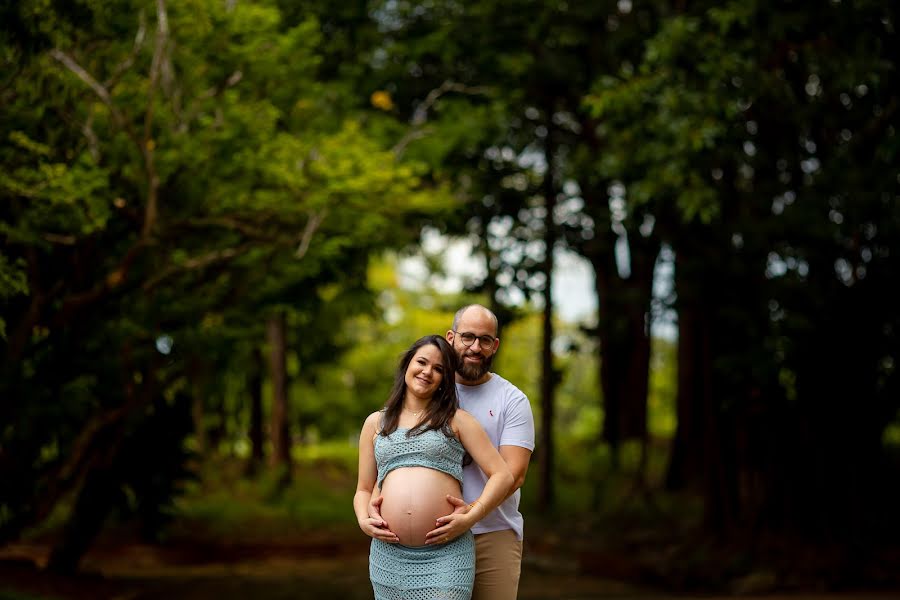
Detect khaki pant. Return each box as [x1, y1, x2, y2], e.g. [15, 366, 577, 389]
[472, 529, 523, 600]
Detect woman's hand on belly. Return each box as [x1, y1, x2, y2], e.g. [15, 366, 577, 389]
[378, 467, 462, 547]
[358, 507, 401, 544]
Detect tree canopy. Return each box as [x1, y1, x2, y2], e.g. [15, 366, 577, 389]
[2, 0, 898, 585]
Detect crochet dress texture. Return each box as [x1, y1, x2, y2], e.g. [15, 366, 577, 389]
[369, 427, 475, 600]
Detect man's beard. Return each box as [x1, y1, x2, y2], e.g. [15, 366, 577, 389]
[457, 349, 494, 382]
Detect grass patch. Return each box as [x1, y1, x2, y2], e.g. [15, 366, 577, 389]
[172, 444, 359, 542]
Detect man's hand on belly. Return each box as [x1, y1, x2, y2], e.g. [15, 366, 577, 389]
[423, 495, 470, 545]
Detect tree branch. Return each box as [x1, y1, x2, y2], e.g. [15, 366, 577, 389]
[296, 209, 327, 259]
[54, 240, 149, 326]
[140, 0, 170, 239]
[392, 127, 432, 157]
[178, 71, 243, 133]
[49, 50, 123, 125]
[180, 216, 270, 239]
[142, 242, 256, 291]
[49, 48, 152, 234]
[392, 80, 488, 157]
[411, 80, 490, 126]
[103, 10, 147, 90]
[81, 113, 101, 162]
[6, 355, 173, 545]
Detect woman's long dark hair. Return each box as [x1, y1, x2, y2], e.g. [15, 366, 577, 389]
[379, 335, 459, 438]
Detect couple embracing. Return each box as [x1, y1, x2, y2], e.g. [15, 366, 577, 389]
[354, 304, 535, 600]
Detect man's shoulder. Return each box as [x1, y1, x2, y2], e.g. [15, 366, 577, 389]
[488, 373, 528, 401]
[488, 375, 535, 446]
[456, 373, 528, 406]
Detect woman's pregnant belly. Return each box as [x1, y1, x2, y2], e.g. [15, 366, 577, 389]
[379, 467, 462, 547]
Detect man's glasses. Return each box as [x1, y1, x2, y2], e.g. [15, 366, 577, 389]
[453, 331, 496, 348]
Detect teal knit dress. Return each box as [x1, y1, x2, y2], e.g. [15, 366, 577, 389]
[370, 427, 475, 600]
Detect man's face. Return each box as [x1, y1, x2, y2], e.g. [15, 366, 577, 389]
[449, 309, 499, 383]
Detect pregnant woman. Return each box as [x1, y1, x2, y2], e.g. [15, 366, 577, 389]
[354, 335, 513, 600]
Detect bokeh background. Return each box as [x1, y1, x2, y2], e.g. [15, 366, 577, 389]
[1, 1, 899, 598]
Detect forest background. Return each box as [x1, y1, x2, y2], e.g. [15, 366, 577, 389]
[1, 0, 899, 598]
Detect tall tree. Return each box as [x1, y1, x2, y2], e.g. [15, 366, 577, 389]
[0, 0, 450, 570]
[587, 0, 900, 542]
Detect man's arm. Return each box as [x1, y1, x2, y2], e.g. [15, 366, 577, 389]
[499, 445, 532, 500]
[442, 444, 532, 510]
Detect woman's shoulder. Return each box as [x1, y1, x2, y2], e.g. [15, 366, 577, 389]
[362, 410, 383, 431]
[451, 408, 478, 431]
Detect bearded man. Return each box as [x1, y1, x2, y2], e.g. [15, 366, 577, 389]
[434, 304, 535, 600]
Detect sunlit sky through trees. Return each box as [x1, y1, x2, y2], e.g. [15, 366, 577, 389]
[398, 229, 678, 339]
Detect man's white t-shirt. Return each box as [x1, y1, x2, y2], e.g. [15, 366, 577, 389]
[457, 373, 535, 540]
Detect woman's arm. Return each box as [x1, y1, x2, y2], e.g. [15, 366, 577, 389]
[456, 410, 514, 524]
[353, 412, 399, 542]
[424, 411, 514, 544]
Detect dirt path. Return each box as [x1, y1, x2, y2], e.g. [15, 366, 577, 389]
[1, 542, 897, 600]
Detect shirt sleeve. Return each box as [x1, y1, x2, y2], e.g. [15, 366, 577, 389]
[499, 391, 536, 451]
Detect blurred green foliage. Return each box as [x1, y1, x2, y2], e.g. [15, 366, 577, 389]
[2, 0, 898, 586]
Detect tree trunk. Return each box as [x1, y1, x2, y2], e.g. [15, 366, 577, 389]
[584, 199, 659, 471]
[46, 358, 162, 573]
[267, 312, 291, 478]
[664, 231, 738, 531]
[593, 258, 624, 469]
[785, 263, 894, 544]
[188, 357, 206, 454]
[622, 232, 658, 443]
[46, 466, 117, 574]
[665, 235, 713, 494]
[247, 346, 265, 472]
[537, 122, 557, 511]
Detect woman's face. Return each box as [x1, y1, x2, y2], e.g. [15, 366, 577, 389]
[404, 344, 446, 401]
